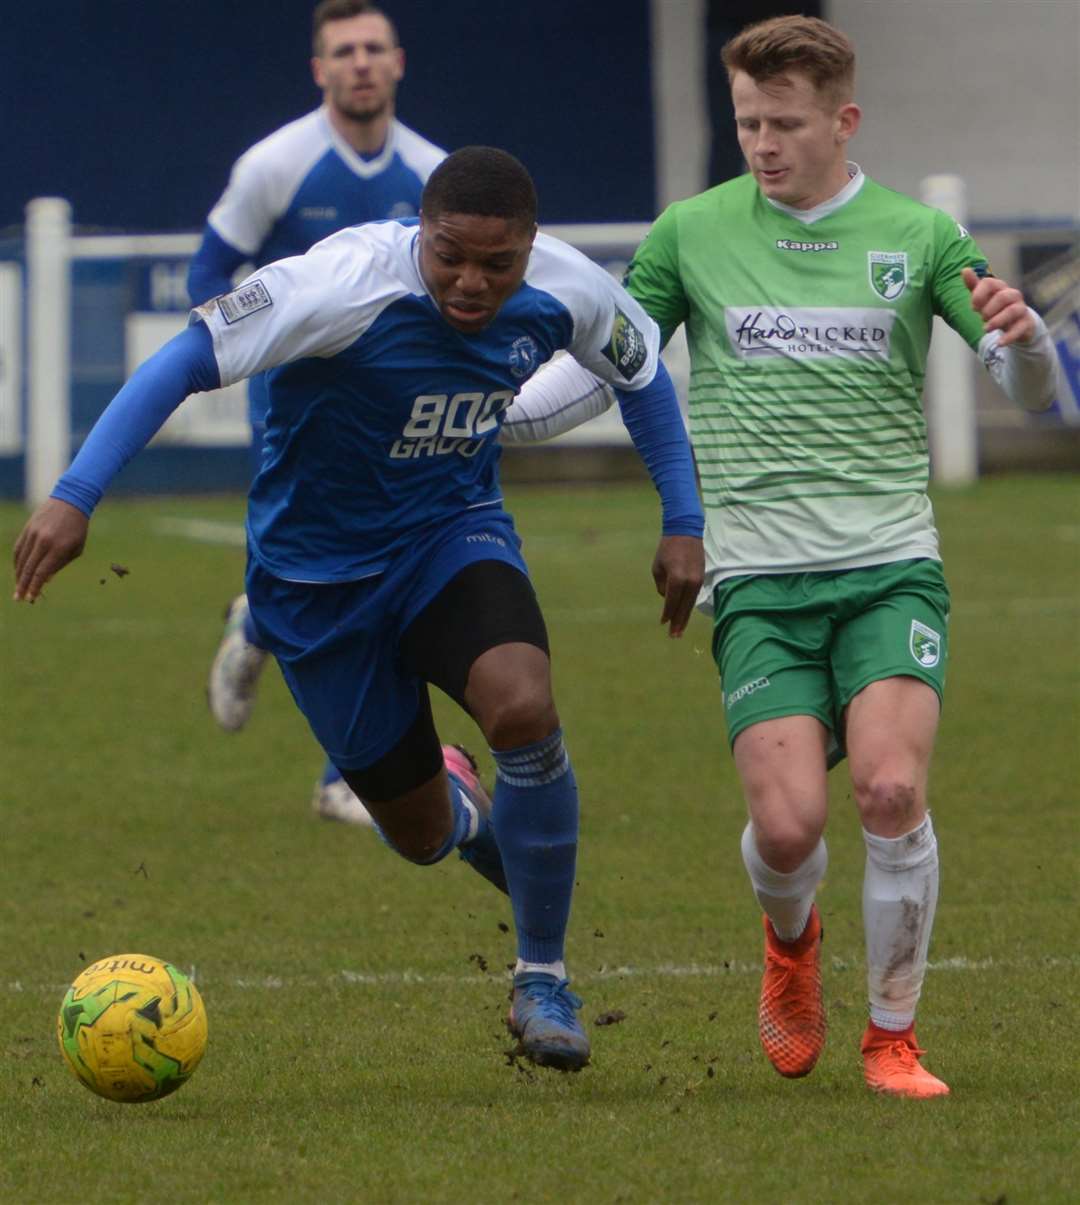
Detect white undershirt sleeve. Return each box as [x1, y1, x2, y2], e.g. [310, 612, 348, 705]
[978, 309, 1061, 413]
[501, 353, 616, 444]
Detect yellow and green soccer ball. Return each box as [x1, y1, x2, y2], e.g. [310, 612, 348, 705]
[57, 953, 207, 1103]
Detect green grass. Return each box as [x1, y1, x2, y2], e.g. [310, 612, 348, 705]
[2, 475, 1078, 1203]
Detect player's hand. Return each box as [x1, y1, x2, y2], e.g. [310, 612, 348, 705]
[12, 498, 90, 602]
[651, 534, 704, 639]
[962, 267, 1035, 347]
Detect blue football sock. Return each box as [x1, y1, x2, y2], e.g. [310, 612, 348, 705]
[490, 729, 578, 965]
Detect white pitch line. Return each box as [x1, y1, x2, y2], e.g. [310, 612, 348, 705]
[8, 954, 1075, 996]
[155, 517, 246, 546]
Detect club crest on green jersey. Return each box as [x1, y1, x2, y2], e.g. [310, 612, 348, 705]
[909, 619, 941, 668]
[868, 251, 908, 301]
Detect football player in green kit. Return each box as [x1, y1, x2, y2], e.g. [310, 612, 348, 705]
[509, 14, 1059, 1096]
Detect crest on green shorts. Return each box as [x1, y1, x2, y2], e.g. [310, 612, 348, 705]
[909, 619, 941, 668]
[868, 251, 908, 301]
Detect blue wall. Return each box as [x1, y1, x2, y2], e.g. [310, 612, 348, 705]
[3, 0, 655, 231]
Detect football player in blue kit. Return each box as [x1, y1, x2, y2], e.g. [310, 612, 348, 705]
[14, 147, 705, 1071]
[188, 0, 447, 826]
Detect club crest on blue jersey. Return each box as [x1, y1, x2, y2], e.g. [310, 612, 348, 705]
[868, 252, 908, 302]
[508, 335, 541, 380]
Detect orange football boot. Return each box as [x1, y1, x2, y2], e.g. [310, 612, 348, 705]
[861, 1024, 950, 1098]
[758, 904, 826, 1078]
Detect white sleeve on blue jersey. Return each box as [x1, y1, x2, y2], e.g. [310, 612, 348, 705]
[207, 111, 329, 256]
[527, 234, 661, 391]
[191, 224, 412, 386]
[502, 353, 615, 443]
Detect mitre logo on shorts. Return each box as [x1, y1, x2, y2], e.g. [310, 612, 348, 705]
[868, 251, 908, 301]
[909, 619, 941, 668]
[601, 309, 648, 380]
[726, 307, 894, 361]
[216, 280, 273, 325]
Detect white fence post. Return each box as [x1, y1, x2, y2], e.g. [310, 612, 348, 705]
[26, 197, 72, 508]
[921, 174, 977, 485]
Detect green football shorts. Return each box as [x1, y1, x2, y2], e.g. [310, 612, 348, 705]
[711, 558, 950, 750]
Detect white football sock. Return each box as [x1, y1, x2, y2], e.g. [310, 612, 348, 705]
[515, 959, 567, 980]
[741, 822, 827, 942]
[863, 814, 939, 1031]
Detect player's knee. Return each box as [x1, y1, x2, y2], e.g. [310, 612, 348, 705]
[380, 817, 456, 865]
[852, 773, 921, 835]
[753, 813, 823, 873]
[393, 833, 453, 865]
[479, 681, 558, 751]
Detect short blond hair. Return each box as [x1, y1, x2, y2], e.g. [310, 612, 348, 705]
[722, 15, 855, 106]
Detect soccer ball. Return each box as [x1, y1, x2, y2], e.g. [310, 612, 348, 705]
[57, 953, 208, 1103]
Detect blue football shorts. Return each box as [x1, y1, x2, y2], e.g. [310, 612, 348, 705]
[245, 508, 530, 771]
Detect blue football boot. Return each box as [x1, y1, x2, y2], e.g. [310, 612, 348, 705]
[508, 972, 591, 1071]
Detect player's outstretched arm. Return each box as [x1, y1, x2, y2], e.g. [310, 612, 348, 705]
[614, 361, 704, 639]
[12, 499, 89, 602]
[506, 355, 703, 634]
[650, 534, 705, 639]
[11, 323, 221, 603]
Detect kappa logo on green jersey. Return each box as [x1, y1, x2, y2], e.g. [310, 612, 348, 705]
[602, 308, 648, 381]
[776, 239, 839, 253]
[868, 251, 908, 301]
[909, 619, 941, 668]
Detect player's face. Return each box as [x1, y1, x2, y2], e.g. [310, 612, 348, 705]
[731, 70, 860, 210]
[418, 213, 537, 334]
[312, 14, 404, 123]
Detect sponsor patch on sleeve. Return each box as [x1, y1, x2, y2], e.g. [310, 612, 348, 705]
[601, 308, 648, 381]
[216, 279, 273, 325]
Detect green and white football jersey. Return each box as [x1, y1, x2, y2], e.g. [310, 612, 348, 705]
[624, 168, 989, 594]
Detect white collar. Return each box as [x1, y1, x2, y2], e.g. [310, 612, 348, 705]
[319, 107, 398, 178]
[765, 163, 865, 225]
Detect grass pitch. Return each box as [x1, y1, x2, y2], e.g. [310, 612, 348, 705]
[1, 474, 1077, 1203]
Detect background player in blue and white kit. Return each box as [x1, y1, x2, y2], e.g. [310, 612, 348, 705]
[14, 147, 705, 1072]
[188, 0, 447, 826]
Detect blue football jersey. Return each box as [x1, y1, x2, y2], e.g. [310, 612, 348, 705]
[207, 109, 446, 266]
[191, 221, 661, 583]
